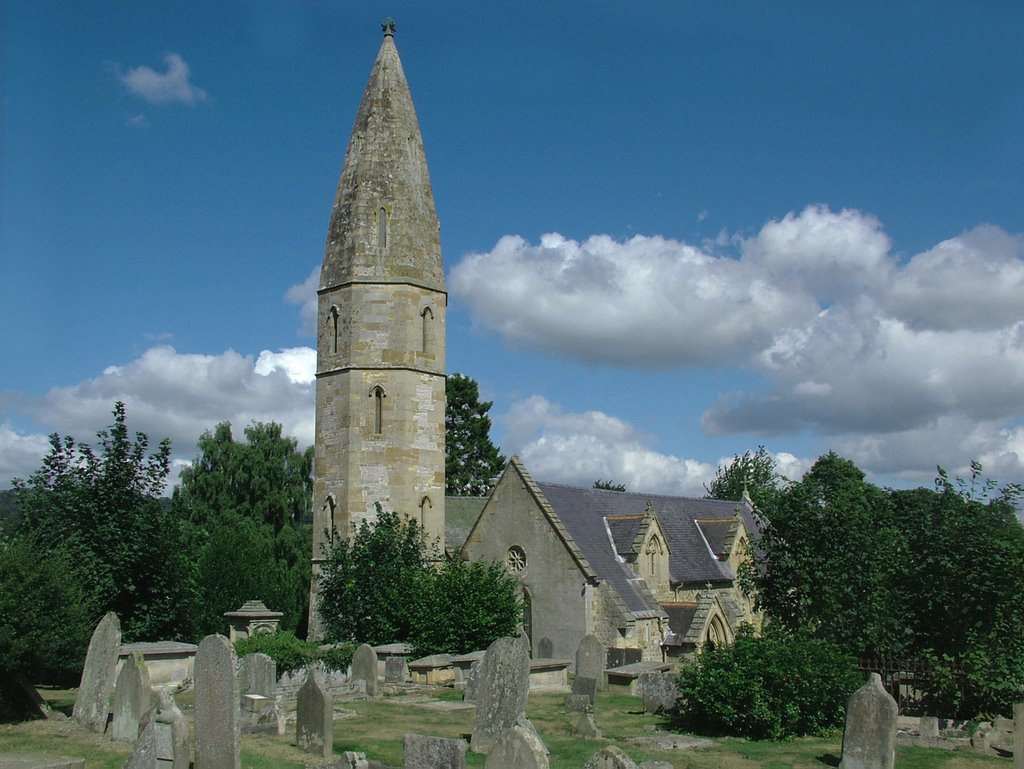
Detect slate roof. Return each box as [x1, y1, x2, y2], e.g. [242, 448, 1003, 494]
[534, 482, 757, 591]
[445, 495, 488, 553]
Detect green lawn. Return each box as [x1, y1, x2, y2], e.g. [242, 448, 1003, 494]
[0, 686, 1009, 769]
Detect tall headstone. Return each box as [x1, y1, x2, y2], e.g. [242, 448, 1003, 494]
[352, 643, 379, 697]
[471, 637, 531, 754]
[839, 673, 898, 769]
[385, 656, 409, 684]
[297, 668, 333, 758]
[403, 733, 468, 769]
[570, 676, 598, 707]
[72, 611, 121, 732]
[194, 634, 240, 769]
[537, 638, 554, 659]
[127, 689, 189, 769]
[575, 635, 605, 691]
[639, 671, 678, 714]
[112, 652, 152, 742]
[484, 723, 549, 769]
[238, 652, 277, 698]
[584, 746, 641, 769]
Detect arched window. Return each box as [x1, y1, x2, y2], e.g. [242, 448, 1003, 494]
[369, 385, 386, 434]
[507, 545, 527, 573]
[328, 305, 339, 354]
[418, 495, 432, 531]
[646, 535, 662, 575]
[324, 495, 337, 543]
[377, 206, 388, 250]
[420, 306, 433, 354]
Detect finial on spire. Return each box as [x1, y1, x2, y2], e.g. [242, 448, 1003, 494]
[382, 18, 396, 37]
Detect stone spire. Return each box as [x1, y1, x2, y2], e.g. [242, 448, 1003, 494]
[320, 24, 443, 292]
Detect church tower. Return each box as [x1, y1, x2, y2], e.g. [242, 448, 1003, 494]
[309, 20, 446, 638]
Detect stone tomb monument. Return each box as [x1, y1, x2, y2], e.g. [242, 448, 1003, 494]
[352, 643, 379, 697]
[297, 669, 333, 758]
[111, 651, 151, 742]
[575, 634, 606, 691]
[194, 634, 241, 769]
[123, 689, 190, 769]
[471, 636, 531, 754]
[584, 746, 641, 769]
[73, 611, 122, 733]
[839, 673, 898, 769]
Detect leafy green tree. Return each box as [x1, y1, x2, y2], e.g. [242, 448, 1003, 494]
[446, 374, 505, 496]
[593, 479, 626, 492]
[676, 626, 861, 740]
[12, 402, 197, 641]
[705, 445, 785, 511]
[172, 421, 313, 636]
[744, 452, 906, 659]
[318, 507, 520, 655]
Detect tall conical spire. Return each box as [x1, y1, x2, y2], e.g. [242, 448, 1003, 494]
[321, 24, 443, 291]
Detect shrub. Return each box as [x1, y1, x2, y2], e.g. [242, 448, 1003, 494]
[676, 628, 861, 740]
[234, 631, 354, 674]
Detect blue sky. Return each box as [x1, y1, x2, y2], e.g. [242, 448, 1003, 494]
[3, 1, 1023, 496]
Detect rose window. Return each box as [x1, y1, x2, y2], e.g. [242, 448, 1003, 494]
[506, 545, 527, 573]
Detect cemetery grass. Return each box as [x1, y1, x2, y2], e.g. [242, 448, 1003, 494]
[0, 686, 1010, 769]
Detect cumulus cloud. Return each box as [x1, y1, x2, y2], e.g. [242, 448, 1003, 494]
[285, 266, 319, 336]
[119, 53, 208, 106]
[500, 396, 717, 497]
[0, 345, 315, 491]
[452, 207, 1024, 480]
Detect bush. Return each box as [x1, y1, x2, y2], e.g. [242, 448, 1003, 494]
[234, 631, 354, 675]
[676, 628, 861, 740]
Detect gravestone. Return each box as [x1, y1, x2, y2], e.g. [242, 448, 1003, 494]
[471, 636, 531, 754]
[1015, 703, 1024, 769]
[111, 652, 151, 742]
[575, 635, 605, 691]
[194, 634, 240, 769]
[571, 709, 602, 739]
[126, 689, 189, 769]
[918, 715, 939, 738]
[838, 673, 897, 769]
[385, 656, 408, 684]
[584, 746, 641, 769]
[639, 671, 678, 714]
[484, 723, 549, 769]
[238, 652, 276, 699]
[463, 660, 482, 702]
[565, 694, 591, 713]
[72, 611, 122, 732]
[403, 733, 468, 769]
[340, 752, 369, 769]
[571, 675, 597, 707]
[352, 643, 379, 697]
[537, 637, 554, 659]
[297, 668, 333, 758]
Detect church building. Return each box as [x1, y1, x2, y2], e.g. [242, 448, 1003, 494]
[309, 20, 447, 639]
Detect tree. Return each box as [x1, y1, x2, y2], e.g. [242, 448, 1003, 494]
[171, 421, 313, 636]
[445, 374, 505, 496]
[318, 507, 521, 655]
[12, 402, 197, 641]
[593, 480, 626, 492]
[705, 446, 785, 511]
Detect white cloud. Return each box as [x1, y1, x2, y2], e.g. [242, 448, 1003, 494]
[285, 265, 319, 336]
[501, 396, 717, 497]
[119, 53, 208, 106]
[0, 345, 315, 491]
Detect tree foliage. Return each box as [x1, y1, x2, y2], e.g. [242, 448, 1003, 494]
[593, 479, 626, 492]
[706, 445, 785, 511]
[445, 374, 505, 496]
[171, 421, 313, 636]
[745, 451, 1024, 716]
[676, 627, 861, 740]
[12, 402, 196, 642]
[318, 507, 520, 655]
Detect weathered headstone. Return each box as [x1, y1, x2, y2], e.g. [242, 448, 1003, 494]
[238, 652, 276, 699]
[537, 637, 554, 659]
[571, 709, 602, 739]
[838, 673, 897, 769]
[297, 668, 333, 758]
[471, 636, 531, 754]
[565, 694, 591, 713]
[570, 675, 598, 707]
[463, 660, 482, 702]
[639, 671, 678, 715]
[72, 611, 121, 732]
[484, 723, 549, 769]
[638, 762, 673, 769]
[575, 635, 605, 691]
[385, 656, 408, 684]
[403, 733, 468, 769]
[583, 746, 641, 769]
[128, 689, 190, 769]
[339, 752, 369, 769]
[1014, 703, 1024, 769]
[123, 719, 159, 769]
[352, 643, 379, 697]
[194, 634, 240, 769]
[918, 715, 939, 738]
[112, 652, 152, 742]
